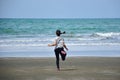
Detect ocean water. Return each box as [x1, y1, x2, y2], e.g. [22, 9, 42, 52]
[0, 18, 120, 46]
[0, 18, 120, 57]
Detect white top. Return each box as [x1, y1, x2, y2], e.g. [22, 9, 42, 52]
[55, 37, 64, 48]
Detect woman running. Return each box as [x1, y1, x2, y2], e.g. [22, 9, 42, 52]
[48, 30, 68, 71]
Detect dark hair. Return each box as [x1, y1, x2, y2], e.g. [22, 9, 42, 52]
[56, 30, 65, 36]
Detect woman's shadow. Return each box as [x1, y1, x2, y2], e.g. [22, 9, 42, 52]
[61, 68, 78, 71]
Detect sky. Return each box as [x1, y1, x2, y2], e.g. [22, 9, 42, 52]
[0, 0, 120, 18]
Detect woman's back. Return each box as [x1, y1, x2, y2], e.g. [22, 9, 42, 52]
[55, 37, 64, 48]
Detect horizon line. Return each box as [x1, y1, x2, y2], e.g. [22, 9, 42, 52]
[0, 17, 120, 19]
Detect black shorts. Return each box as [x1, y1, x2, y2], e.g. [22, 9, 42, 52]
[54, 47, 66, 61]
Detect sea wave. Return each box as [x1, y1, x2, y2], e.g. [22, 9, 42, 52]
[63, 32, 120, 37]
[64, 32, 120, 41]
[0, 32, 120, 47]
[91, 32, 120, 37]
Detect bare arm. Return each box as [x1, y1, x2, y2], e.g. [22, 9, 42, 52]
[63, 42, 68, 51]
[48, 39, 57, 47]
[48, 43, 56, 46]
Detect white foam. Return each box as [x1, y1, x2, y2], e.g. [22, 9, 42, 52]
[94, 32, 120, 37]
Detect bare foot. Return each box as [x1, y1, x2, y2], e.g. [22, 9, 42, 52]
[57, 68, 60, 71]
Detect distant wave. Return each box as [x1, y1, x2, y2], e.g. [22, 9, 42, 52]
[91, 32, 120, 37]
[63, 32, 120, 41]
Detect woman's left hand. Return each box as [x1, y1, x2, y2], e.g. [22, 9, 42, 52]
[48, 44, 51, 46]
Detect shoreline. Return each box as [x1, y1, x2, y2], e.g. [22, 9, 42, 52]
[0, 45, 120, 57]
[0, 56, 120, 58]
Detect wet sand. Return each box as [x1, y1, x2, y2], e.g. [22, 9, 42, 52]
[0, 57, 120, 80]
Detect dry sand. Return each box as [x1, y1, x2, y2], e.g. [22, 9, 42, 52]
[0, 57, 120, 80]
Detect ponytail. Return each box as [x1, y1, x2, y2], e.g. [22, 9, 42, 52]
[61, 31, 66, 34]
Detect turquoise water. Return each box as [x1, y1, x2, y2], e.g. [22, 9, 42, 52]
[0, 18, 120, 46]
[0, 18, 120, 35]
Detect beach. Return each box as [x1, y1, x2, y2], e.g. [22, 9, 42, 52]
[0, 57, 120, 80]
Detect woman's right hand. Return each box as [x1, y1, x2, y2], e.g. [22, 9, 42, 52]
[65, 47, 68, 51]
